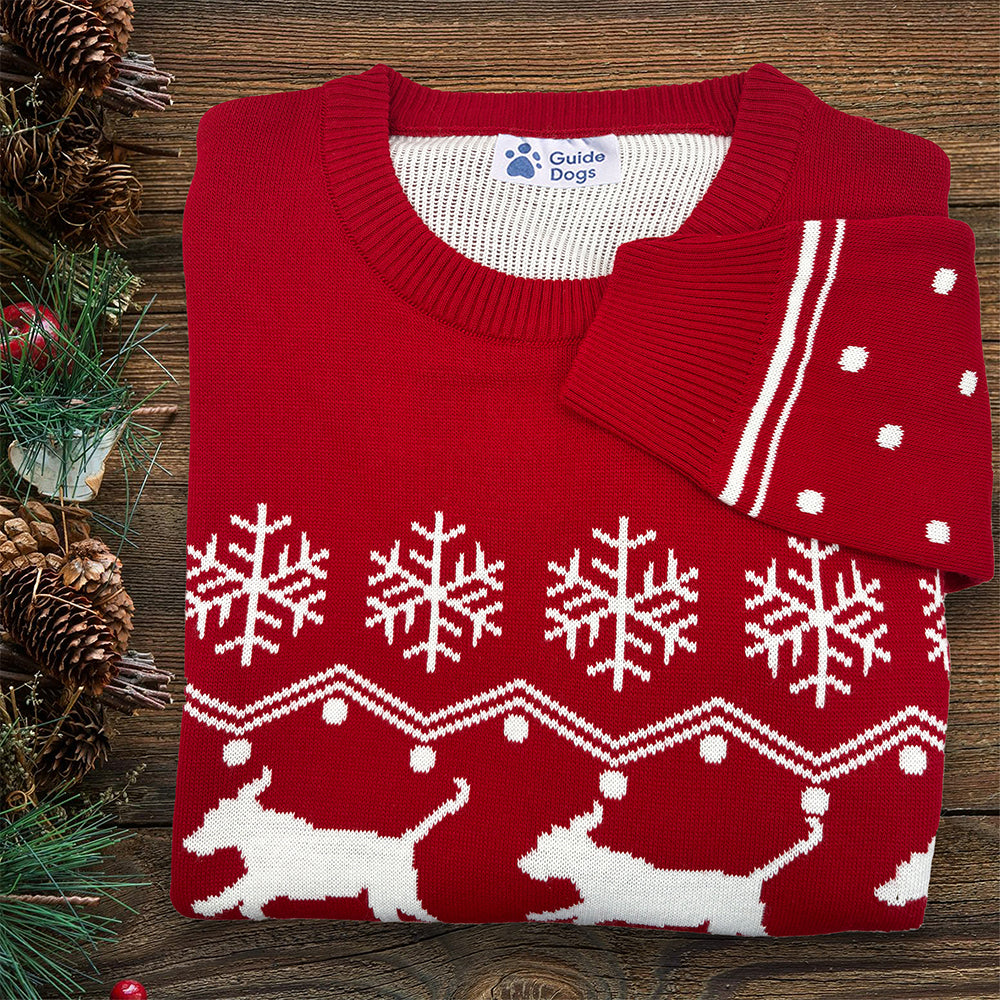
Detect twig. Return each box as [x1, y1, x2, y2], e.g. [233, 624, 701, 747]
[109, 137, 180, 158]
[0, 893, 101, 906]
[133, 403, 177, 417]
[1, 639, 173, 713]
[36, 684, 84, 758]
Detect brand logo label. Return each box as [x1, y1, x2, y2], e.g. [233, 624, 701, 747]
[491, 134, 622, 187]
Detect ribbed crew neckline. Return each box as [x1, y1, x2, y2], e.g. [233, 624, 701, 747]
[319, 63, 814, 343]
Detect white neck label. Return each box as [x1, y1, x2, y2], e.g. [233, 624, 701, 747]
[491, 133, 622, 188]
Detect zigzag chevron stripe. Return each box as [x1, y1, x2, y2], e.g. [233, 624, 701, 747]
[184, 666, 946, 782]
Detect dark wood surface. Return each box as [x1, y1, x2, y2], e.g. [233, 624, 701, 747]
[72, 3, 998, 996]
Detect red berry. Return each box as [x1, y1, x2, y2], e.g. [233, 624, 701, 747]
[1, 301, 68, 374]
[3, 302, 59, 340]
[110, 981, 147, 1000]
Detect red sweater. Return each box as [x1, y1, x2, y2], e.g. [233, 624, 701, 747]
[172, 62, 993, 935]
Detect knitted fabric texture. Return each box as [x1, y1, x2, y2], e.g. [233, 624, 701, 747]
[171, 62, 994, 934]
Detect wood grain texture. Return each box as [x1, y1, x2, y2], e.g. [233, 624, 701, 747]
[62, 2, 998, 995]
[86, 818, 1000, 998]
[108, 2, 999, 207]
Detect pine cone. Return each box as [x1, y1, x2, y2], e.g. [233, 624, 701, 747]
[61, 537, 133, 652]
[1, 86, 105, 224]
[0, 504, 64, 575]
[1, 0, 121, 97]
[55, 91, 106, 147]
[50, 159, 141, 248]
[0, 566, 120, 695]
[92, 0, 133, 56]
[61, 536, 119, 594]
[35, 689, 110, 788]
[0, 115, 93, 221]
[0, 130, 56, 219]
[19, 496, 93, 544]
[0, 496, 91, 575]
[0, 497, 133, 651]
[93, 581, 133, 653]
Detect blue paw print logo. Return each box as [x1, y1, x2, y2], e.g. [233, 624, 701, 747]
[505, 141, 542, 178]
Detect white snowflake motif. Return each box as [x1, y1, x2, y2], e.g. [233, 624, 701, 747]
[545, 515, 699, 693]
[366, 510, 504, 673]
[745, 536, 890, 708]
[918, 572, 950, 673]
[186, 503, 330, 667]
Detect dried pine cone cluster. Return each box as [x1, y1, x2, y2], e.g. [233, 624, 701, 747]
[0, 0, 176, 249]
[1, 0, 172, 114]
[0, 492, 173, 793]
[0, 85, 141, 248]
[0, 494, 133, 651]
[1, 0, 134, 97]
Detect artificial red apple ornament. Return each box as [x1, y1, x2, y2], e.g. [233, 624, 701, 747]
[1, 302, 72, 374]
[110, 980, 148, 999]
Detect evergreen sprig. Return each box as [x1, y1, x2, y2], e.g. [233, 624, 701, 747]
[1, 200, 143, 319]
[0, 768, 145, 999]
[0, 244, 174, 543]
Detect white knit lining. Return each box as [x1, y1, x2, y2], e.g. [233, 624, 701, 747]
[389, 133, 732, 280]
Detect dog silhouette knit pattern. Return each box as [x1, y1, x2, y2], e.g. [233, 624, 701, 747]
[171, 62, 994, 934]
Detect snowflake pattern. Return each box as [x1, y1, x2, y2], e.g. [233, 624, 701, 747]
[918, 572, 950, 673]
[745, 536, 890, 708]
[186, 503, 329, 667]
[545, 515, 699, 692]
[366, 510, 504, 673]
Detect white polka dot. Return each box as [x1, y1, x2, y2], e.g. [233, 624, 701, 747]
[322, 697, 348, 725]
[839, 345, 869, 372]
[410, 745, 436, 773]
[797, 489, 824, 515]
[932, 267, 957, 294]
[699, 734, 728, 764]
[222, 738, 252, 766]
[599, 770, 628, 800]
[959, 370, 978, 396]
[503, 713, 529, 743]
[899, 745, 928, 776]
[877, 424, 903, 450]
[801, 786, 830, 815]
[925, 520, 950, 544]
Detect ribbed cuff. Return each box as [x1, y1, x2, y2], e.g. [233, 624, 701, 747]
[558, 225, 792, 487]
[559, 216, 994, 590]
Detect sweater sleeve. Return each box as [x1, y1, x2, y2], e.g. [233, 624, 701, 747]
[558, 214, 994, 593]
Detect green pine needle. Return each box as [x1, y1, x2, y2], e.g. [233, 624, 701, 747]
[0, 243, 175, 542]
[0, 786, 146, 999]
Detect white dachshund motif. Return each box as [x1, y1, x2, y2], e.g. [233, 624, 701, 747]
[183, 766, 470, 920]
[518, 788, 826, 934]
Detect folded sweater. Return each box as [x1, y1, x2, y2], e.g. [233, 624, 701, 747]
[171, 61, 994, 934]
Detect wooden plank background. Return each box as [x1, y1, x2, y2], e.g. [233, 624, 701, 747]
[68, 2, 999, 996]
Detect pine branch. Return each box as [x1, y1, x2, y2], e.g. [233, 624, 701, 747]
[1, 201, 143, 318]
[1, 245, 173, 517]
[0, 787, 145, 998]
